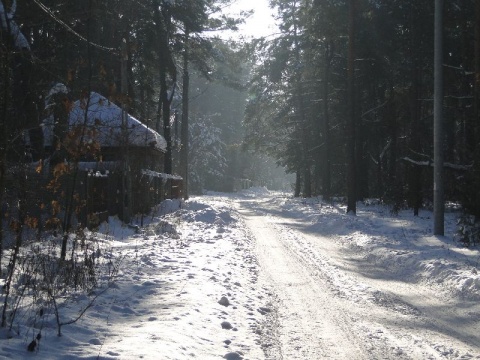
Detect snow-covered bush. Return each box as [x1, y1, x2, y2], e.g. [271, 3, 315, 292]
[1, 228, 120, 338]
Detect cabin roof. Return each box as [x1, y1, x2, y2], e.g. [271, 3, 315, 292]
[43, 92, 167, 152]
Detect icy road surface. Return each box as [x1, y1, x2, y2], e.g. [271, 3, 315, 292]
[235, 190, 480, 359]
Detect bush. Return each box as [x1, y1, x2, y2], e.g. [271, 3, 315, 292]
[457, 214, 480, 246]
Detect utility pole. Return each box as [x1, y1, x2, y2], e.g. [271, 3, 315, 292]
[433, 0, 444, 235]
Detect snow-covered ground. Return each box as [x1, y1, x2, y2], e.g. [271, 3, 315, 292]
[237, 188, 480, 359]
[1, 188, 480, 359]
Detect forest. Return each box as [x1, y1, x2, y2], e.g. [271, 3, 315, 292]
[245, 0, 479, 221]
[0, 0, 480, 238]
[0, 0, 479, 350]
[244, 0, 480, 243]
[0, 0, 477, 212]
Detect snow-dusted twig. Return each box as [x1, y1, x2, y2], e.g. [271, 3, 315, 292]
[402, 157, 471, 171]
[50, 284, 110, 337]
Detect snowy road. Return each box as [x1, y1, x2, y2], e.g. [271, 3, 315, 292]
[240, 204, 375, 359]
[236, 193, 480, 360]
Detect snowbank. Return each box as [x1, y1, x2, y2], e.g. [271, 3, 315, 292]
[0, 196, 269, 359]
[274, 196, 480, 300]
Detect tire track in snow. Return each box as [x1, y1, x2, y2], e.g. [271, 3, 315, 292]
[237, 196, 480, 360]
[238, 203, 393, 360]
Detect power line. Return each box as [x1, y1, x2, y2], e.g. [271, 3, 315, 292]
[32, 0, 119, 54]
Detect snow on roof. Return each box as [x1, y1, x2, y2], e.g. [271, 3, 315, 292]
[44, 92, 167, 152]
[141, 169, 182, 181]
[45, 83, 68, 108]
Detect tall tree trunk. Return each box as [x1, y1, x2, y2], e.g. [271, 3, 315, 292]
[433, 0, 444, 235]
[474, 0, 480, 146]
[292, 0, 311, 197]
[294, 170, 301, 197]
[458, 3, 473, 161]
[322, 41, 333, 200]
[0, 41, 10, 272]
[161, 70, 172, 174]
[1, 175, 25, 328]
[347, 0, 357, 214]
[303, 165, 311, 198]
[387, 88, 400, 211]
[409, 8, 422, 216]
[121, 37, 131, 223]
[180, 28, 190, 199]
[153, 0, 175, 174]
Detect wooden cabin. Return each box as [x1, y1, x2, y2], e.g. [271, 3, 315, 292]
[39, 91, 182, 226]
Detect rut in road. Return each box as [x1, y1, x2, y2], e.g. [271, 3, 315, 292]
[238, 204, 384, 360]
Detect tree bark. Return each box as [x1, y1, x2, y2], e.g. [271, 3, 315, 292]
[161, 70, 173, 174]
[474, 0, 480, 146]
[295, 170, 301, 198]
[153, 0, 176, 174]
[180, 28, 190, 199]
[0, 38, 10, 272]
[347, 0, 357, 214]
[433, 0, 444, 235]
[291, 0, 311, 198]
[322, 41, 333, 200]
[408, 8, 422, 216]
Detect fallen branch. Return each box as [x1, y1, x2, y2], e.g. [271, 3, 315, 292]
[402, 157, 471, 171]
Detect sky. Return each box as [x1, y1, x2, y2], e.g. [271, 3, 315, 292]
[223, 0, 277, 39]
[1, 188, 479, 358]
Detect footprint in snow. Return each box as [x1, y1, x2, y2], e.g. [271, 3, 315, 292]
[106, 351, 121, 356]
[142, 281, 156, 286]
[257, 307, 272, 315]
[221, 321, 233, 330]
[111, 305, 136, 315]
[223, 351, 243, 360]
[218, 296, 230, 307]
[88, 338, 102, 345]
